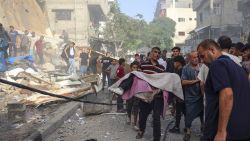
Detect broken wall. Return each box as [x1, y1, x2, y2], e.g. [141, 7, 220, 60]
[0, 0, 50, 34]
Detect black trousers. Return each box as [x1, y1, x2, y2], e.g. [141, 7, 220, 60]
[102, 71, 110, 88]
[117, 95, 124, 111]
[175, 101, 185, 128]
[139, 95, 163, 141]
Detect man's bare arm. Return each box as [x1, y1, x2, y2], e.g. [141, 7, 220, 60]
[182, 80, 200, 86]
[215, 88, 233, 141]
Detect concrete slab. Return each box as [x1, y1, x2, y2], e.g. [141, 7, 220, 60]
[25, 102, 81, 141]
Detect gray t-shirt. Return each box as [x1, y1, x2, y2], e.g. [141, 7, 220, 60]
[106, 64, 119, 79]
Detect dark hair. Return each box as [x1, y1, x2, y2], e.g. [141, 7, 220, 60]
[70, 41, 75, 46]
[135, 54, 139, 57]
[118, 58, 125, 65]
[242, 43, 250, 52]
[173, 55, 186, 66]
[130, 61, 140, 68]
[9, 25, 14, 28]
[235, 42, 244, 51]
[217, 36, 232, 49]
[171, 46, 181, 51]
[197, 39, 221, 50]
[151, 47, 161, 53]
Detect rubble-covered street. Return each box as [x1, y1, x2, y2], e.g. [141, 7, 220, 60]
[45, 90, 201, 141]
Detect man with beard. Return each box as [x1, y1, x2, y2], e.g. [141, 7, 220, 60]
[197, 39, 250, 141]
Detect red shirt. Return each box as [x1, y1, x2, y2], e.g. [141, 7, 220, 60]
[35, 40, 44, 54]
[116, 65, 125, 79]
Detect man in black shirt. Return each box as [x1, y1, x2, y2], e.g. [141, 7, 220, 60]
[198, 39, 250, 141]
[101, 52, 112, 89]
[80, 48, 90, 76]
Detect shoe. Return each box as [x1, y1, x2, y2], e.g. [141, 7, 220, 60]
[133, 125, 139, 131]
[109, 87, 124, 95]
[169, 126, 180, 134]
[183, 133, 191, 141]
[136, 131, 144, 139]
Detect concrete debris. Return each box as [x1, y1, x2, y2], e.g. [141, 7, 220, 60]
[0, 60, 102, 111]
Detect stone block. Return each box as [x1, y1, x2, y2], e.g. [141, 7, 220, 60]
[7, 100, 26, 123]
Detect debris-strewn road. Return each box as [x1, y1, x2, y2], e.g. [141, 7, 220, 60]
[45, 105, 202, 141]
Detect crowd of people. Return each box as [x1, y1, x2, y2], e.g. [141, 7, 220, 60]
[106, 36, 250, 141]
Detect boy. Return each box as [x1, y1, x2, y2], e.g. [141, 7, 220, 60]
[126, 61, 140, 129]
[169, 55, 186, 133]
[116, 58, 126, 112]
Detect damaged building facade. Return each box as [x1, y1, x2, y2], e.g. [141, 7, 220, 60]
[187, 0, 243, 48]
[44, 0, 113, 46]
[155, 0, 197, 49]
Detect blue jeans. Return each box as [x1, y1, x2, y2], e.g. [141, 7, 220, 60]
[68, 58, 76, 74]
[80, 65, 88, 75]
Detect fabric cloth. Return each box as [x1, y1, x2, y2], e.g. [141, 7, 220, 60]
[158, 58, 167, 70]
[110, 71, 184, 100]
[80, 52, 89, 65]
[107, 64, 119, 79]
[204, 55, 250, 140]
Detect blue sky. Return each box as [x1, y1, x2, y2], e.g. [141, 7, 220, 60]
[117, 0, 158, 22]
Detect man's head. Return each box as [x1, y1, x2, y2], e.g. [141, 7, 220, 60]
[197, 39, 222, 66]
[118, 58, 126, 66]
[9, 25, 14, 31]
[242, 43, 250, 60]
[150, 47, 161, 61]
[188, 51, 199, 66]
[130, 61, 139, 71]
[106, 52, 111, 57]
[31, 31, 35, 37]
[162, 49, 167, 58]
[171, 47, 181, 57]
[235, 42, 244, 56]
[111, 59, 117, 65]
[40, 35, 44, 40]
[217, 35, 232, 51]
[24, 30, 29, 35]
[69, 41, 75, 47]
[135, 54, 140, 61]
[173, 55, 185, 69]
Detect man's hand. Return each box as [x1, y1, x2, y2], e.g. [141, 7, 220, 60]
[214, 131, 227, 141]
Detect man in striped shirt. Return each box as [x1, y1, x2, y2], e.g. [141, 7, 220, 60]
[136, 47, 165, 141]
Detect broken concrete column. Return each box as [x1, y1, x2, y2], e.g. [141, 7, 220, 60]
[7, 99, 26, 123]
[82, 93, 112, 115]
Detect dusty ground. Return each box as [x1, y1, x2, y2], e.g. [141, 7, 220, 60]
[45, 89, 202, 141]
[0, 103, 62, 141]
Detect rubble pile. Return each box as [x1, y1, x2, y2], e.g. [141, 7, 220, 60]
[0, 61, 102, 112]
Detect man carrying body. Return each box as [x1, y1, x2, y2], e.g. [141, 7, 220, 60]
[198, 39, 250, 141]
[136, 47, 165, 141]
